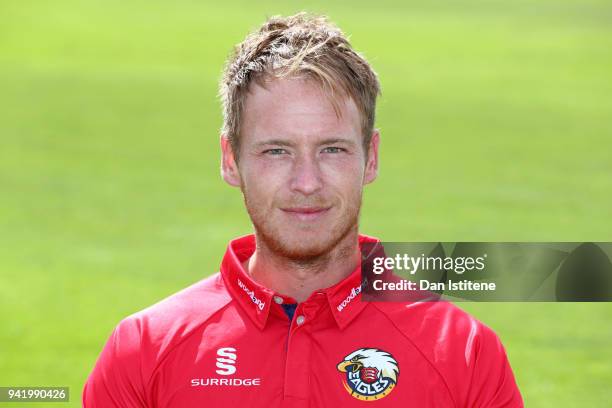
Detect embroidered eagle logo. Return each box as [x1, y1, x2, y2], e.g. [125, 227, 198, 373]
[336, 348, 399, 401]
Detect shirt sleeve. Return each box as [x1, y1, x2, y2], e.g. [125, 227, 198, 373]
[82, 317, 147, 408]
[466, 324, 524, 408]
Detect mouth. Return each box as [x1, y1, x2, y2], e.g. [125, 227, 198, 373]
[280, 206, 331, 221]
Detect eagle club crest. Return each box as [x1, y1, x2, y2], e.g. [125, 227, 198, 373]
[336, 348, 399, 401]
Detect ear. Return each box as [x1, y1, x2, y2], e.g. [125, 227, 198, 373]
[363, 130, 380, 185]
[220, 134, 242, 187]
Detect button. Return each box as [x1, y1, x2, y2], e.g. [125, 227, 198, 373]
[273, 296, 283, 304]
[296, 315, 305, 325]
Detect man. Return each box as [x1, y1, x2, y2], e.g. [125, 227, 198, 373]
[83, 13, 523, 407]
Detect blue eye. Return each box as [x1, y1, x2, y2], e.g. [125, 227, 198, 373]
[322, 146, 345, 153]
[264, 148, 287, 155]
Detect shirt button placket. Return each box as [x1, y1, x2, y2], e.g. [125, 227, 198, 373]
[282, 307, 311, 408]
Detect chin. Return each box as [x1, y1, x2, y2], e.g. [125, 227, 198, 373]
[257, 220, 356, 262]
[273, 235, 332, 261]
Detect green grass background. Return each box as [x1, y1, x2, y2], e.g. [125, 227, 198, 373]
[1, 0, 611, 406]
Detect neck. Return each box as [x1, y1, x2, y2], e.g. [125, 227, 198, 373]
[243, 229, 361, 303]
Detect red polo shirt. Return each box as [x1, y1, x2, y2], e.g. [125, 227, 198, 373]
[83, 234, 523, 407]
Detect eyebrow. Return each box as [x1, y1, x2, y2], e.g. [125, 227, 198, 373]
[320, 138, 357, 146]
[254, 137, 357, 148]
[254, 139, 295, 148]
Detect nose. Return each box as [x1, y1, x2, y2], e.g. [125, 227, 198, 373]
[289, 154, 323, 196]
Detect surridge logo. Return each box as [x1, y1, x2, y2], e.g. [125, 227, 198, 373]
[337, 285, 362, 312]
[237, 278, 265, 310]
[190, 347, 262, 387]
[337, 348, 399, 401]
[216, 347, 237, 375]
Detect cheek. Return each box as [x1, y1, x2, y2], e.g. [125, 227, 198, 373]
[241, 162, 285, 203]
[321, 179, 363, 213]
[248, 155, 294, 178]
[321, 158, 365, 193]
[321, 150, 366, 173]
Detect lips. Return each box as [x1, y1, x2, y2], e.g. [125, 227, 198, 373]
[282, 207, 329, 213]
[280, 206, 331, 220]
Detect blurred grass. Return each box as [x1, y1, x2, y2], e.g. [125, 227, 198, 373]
[1, 0, 611, 406]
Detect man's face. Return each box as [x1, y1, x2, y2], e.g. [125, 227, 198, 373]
[221, 77, 379, 260]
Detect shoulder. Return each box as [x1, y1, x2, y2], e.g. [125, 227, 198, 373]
[83, 273, 232, 407]
[371, 301, 520, 406]
[129, 272, 230, 336]
[113, 273, 232, 375]
[371, 300, 497, 366]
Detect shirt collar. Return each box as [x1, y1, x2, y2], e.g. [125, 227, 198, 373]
[219, 233, 382, 330]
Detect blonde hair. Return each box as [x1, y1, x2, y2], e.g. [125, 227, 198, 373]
[219, 12, 381, 159]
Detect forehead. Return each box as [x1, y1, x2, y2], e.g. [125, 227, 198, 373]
[241, 77, 361, 143]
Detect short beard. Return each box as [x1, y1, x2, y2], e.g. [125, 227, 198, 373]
[244, 194, 362, 266]
[255, 213, 359, 266]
